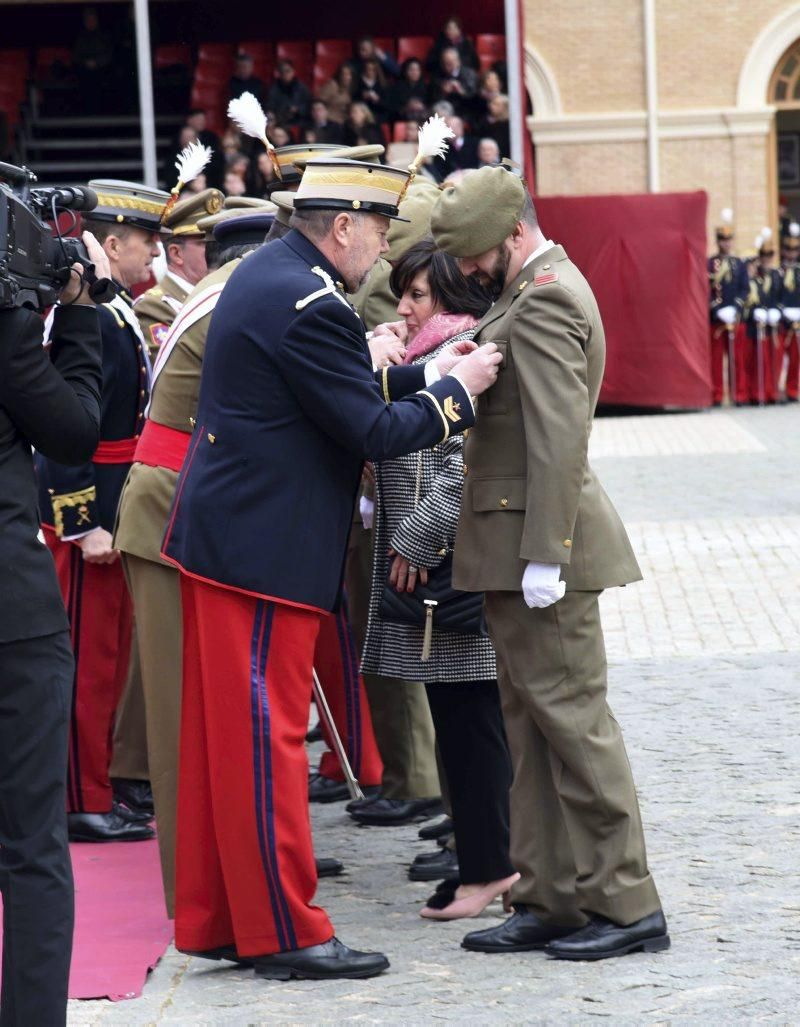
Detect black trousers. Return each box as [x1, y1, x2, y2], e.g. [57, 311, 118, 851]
[0, 632, 74, 1027]
[425, 680, 514, 884]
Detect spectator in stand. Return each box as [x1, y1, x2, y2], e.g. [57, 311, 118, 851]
[430, 47, 479, 120]
[224, 170, 247, 197]
[229, 51, 266, 105]
[227, 153, 250, 184]
[476, 93, 510, 160]
[355, 58, 388, 123]
[306, 99, 345, 144]
[477, 138, 501, 166]
[161, 125, 198, 191]
[185, 109, 224, 189]
[386, 58, 429, 120]
[270, 124, 292, 147]
[477, 69, 503, 118]
[319, 63, 356, 124]
[342, 101, 385, 148]
[354, 35, 400, 79]
[249, 150, 277, 197]
[267, 59, 312, 126]
[184, 172, 208, 194]
[72, 6, 114, 112]
[426, 15, 479, 73]
[438, 116, 479, 179]
[222, 127, 243, 159]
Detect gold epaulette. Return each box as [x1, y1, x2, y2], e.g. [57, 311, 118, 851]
[102, 302, 125, 328]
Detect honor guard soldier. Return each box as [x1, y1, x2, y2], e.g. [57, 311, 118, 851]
[35, 179, 171, 843]
[780, 221, 800, 401]
[161, 150, 502, 980]
[134, 188, 224, 356]
[431, 166, 669, 961]
[708, 208, 749, 405]
[745, 231, 781, 404]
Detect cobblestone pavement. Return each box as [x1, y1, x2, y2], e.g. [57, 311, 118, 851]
[68, 405, 800, 1025]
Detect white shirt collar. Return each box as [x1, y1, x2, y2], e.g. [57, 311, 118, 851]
[522, 239, 555, 271]
[166, 270, 193, 294]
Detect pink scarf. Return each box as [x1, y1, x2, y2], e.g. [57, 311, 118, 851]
[403, 312, 479, 364]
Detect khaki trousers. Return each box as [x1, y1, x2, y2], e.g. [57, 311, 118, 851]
[346, 519, 440, 801]
[484, 589, 661, 927]
[109, 626, 149, 781]
[122, 554, 182, 917]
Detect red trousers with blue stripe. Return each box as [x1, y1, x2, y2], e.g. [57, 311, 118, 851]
[175, 575, 334, 955]
[44, 526, 133, 813]
[314, 598, 382, 785]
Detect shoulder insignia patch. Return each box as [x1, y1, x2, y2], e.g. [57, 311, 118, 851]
[149, 323, 170, 349]
[534, 272, 559, 286]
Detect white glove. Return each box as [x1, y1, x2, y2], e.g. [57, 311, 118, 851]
[768, 308, 781, 327]
[359, 495, 374, 530]
[753, 307, 767, 325]
[715, 305, 737, 325]
[522, 562, 566, 609]
[784, 306, 800, 323]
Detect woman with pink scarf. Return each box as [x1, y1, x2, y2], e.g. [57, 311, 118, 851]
[360, 239, 519, 923]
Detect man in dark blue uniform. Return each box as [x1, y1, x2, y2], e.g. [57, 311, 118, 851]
[708, 211, 749, 405]
[36, 180, 170, 843]
[162, 157, 502, 981]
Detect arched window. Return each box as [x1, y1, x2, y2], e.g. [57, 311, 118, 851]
[770, 41, 800, 104]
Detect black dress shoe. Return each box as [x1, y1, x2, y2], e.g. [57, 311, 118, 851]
[112, 799, 153, 825]
[350, 796, 444, 826]
[408, 848, 459, 881]
[418, 816, 453, 841]
[178, 944, 254, 966]
[253, 936, 389, 981]
[305, 721, 323, 743]
[412, 848, 454, 866]
[316, 857, 344, 878]
[545, 911, 670, 961]
[461, 906, 577, 952]
[111, 778, 154, 816]
[68, 810, 155, 843]
[345, 786, 382, 813]
[308, 773, 350, 804]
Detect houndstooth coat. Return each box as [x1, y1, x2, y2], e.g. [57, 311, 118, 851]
[360, 332, 497, 684]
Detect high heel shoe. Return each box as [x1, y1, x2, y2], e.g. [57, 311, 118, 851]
[420, 873, 520, 921]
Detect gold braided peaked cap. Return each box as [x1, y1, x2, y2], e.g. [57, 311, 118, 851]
[87, 179, 173, 235]
[295, 158, 411, 222]
[272, 143, 386, 186]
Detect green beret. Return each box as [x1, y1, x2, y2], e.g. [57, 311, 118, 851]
[386, 186, 439, 263]
[431, 167, 527, 258]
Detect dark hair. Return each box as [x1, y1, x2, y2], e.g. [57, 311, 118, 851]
[402, 57, 422, 77]
[389, 237, 492, 320]
[81, 216, 135, 245]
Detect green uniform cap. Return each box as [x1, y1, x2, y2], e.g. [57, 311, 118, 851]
[165, 188, 224, 237]
[385, 182, 440, 264]
[223, 196, 276, 210]
[431, 166, 527, 258]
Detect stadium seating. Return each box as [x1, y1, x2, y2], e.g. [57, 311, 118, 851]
[397, 36, 433, 65]
[154, 44, 191, 70]
[275, 40, 313, 81]
[476, 33, 506, 72]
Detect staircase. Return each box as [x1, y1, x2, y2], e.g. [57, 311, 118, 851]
[16, 112, 184, 188]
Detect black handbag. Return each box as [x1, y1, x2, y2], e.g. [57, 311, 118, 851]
[378, 453, 486, 660]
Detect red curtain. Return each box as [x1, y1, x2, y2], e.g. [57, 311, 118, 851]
[535, 191, 711, 409]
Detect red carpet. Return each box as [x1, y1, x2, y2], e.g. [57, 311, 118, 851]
[68, 837, 173, 1000]
[1, 838, 172, 1001]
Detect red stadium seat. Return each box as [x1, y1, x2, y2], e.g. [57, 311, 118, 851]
[35, 47, 72, 77]
[237, 40, 274, 61]
[0, 86, 24, 125]
[0, 49, 29, 75]
[154, 44, 191, 70]
[476, 33, 506, 70]
[393, 121, 409, 143]
[194, 64, 229, 86]
[397, 36, 433, 65]
[198, 43, 235, 65]
[315, 39, 351, 65]
[373, 37, 395, 59]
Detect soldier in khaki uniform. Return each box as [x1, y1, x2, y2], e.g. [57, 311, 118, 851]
[114, 204, 274, 913]
[109, 187, 225, 808]
[432, 167, 669, 961]
[134, 188, 224, 355]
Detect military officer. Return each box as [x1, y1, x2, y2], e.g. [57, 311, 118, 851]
[431, 166, 668, 961]
[160, 157, 502, 980]
[744, 233, 781, 405]
[708, 210, 749, 405]
[134, 188, 224, 355]
[779, 223, 800, 402]
[36, 180, 171, 843]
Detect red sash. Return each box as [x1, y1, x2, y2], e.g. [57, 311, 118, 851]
[133, 420, 191, 472]
[93, 437, 139, 464]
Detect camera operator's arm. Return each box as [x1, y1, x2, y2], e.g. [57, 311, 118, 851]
[0, 305, 101, 463]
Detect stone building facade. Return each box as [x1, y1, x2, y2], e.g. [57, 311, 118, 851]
[524, 1, 800, 252]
